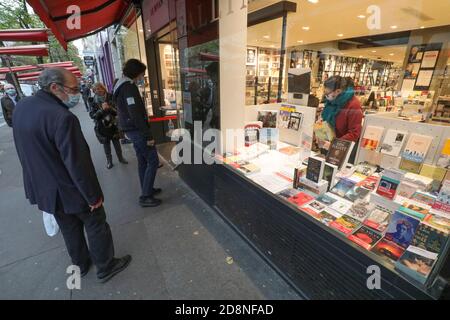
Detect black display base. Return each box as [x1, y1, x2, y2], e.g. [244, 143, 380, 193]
[177, 163, 447, 300]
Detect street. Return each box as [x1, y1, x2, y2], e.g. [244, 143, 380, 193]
[0, 101, 300, 300]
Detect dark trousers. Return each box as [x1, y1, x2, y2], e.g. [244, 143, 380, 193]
[126, 130, 159, 198]
[53, 207, 115, 277]
[82, 98, 90, 112]
[103, 137, 123, 162]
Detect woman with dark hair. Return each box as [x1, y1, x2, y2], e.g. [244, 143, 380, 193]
[317, 76, 363, 150]
[90, 82, 128, 169]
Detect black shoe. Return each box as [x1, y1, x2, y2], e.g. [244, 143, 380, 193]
[80, 260, 92, 278]
[106, 161, 113, 169]
[139, 196, 162, 207]
[118, 158, 128, 164]
[97, 255, 132, 284]
[152, 188, 162, 195]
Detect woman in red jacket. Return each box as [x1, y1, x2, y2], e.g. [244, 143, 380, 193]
[317, 76, 363, 151]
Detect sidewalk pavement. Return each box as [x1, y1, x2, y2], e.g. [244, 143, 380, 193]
[0, 102, 300, 300]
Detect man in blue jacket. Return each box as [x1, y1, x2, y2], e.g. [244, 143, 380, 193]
[12, 68, 131, 283]
[113, 59, 162, 208]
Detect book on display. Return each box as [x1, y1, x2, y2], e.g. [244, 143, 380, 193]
[306, 156, 325, 184]
[436, 138, 450, 169]
[384, 211, 421, 249]
[395, 246, 438, 284]
[329, 215, 361, 235]
[360, 126, 384, 151]
[348, 226, 383, 250]
[325, 139, 355, 170]
[380, 129, 408, 157]
[364, 205, 392, 233]
[330, 178, 356, 198]
[372, 238, 405, 262]
[401, 133, 433, 164]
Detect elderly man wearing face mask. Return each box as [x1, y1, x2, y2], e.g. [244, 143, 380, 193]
[12, 68, 131, 283]
[1, 83, 21, 127]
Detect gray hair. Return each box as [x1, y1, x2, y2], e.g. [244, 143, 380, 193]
[38, 67, 67, 91]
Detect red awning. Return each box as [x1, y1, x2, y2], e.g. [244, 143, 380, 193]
[0, 45, 48, 57]
[0, 29, 49, 42]
[0, 62, 74, 74]
[27, 0, 133, 50]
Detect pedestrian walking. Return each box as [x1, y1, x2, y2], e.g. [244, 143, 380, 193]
[1, 83, 21, 127]
[90, 82, 128, 169]
[12, 67, 131, 283]
[113, 59, 162, 208]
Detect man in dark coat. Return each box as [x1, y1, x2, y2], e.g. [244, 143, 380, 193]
[1, 83, 21, 127]
[12, 67, 131, 283]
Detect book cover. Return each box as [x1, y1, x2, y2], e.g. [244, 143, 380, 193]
[357, 175, 380, 191]
[372, 238, 405, 262]
[395, 246, 438, 284]
[347, 199, 375, 221]
[293, 166, 307, 189]
[279, 146, 301, 156]
[244, 122, 262, 147]
[399, 199, 430, 220]
[348, 226, 383, 250]
[316, 193, 338, 206]
[329, 215, 361, 235]
[354, 163, 378, 177]
[420, 164, 447, 182]
[361, 126, 384, 151]
[411, 191, 436, 207]
[432, 180, 450, 214]
[325, 139, 354, 170]
[425, 214, 450, 233]
[329, 198, 353, 215]
[411, 223, 448, 254]
[277, 188, 301, 200]
[402, 133, 433, 164]
[259, 128, 279, 150]
[278, 105, 295, 129]
[236, 163, 261, 175]
[344, 186, 371, 202]
[376, 176, 400, 200]
[306, 156, 325, 184]
[348, 172, 368, 184]
[396, 181, 420, 199]
[436, 139, 450, 169]
[257, 110, 278, 128]
[313, 121, 335, 142]
[380, 129, 408, 157]
[304, 200, 327, 212]
[385, 211, 421, 248]
[330, 178, 356, 198]
[322, 163, 338, 190]
[364, 206, 392, 232]
[288, 112, 303, 131]
[288, 192, 315, 207]
[404, 172, 433, 191]
[317, 210, 340, 225]
[399, 158, 422, 174]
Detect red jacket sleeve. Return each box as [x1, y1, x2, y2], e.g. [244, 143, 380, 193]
[340, 99, 363, 142]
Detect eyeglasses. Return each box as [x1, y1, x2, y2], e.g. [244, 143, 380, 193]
[56, 83, 80, 94]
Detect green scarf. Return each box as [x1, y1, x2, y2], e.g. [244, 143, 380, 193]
[321, 87, 354, 129]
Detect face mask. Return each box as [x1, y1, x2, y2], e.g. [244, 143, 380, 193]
[326, 93, 336, 101]
[136, 79, 144, 86]
[6, 89, 16, 96]
[64, 93, 81, 109]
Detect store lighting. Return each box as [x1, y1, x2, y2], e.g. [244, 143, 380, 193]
[337, 34, 344, 37]
[263, 35, 270, 39]
[359, 55, 363, 58]
[371, 50, 377, 53]
[139, 29, 143, 32]
[302, 26, 310, 31]
[390, 25, 398, 29]
[308, 0, 319, 3]
[389, 53, 394, 56]
[420, 26, 425, 29]
[297, 40, 303, 43]
[357, 15, 366, 19]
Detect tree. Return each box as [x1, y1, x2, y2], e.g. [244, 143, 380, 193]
[0, 0, 84, 72]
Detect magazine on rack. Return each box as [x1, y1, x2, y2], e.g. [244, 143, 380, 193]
[360, 126, 384, 151]
[380, 129, 408, 157]
[401, 133, 433, 164]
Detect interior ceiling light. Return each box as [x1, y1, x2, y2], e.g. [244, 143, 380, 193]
[357, 15, 366, 19]
[389, 53, 395, 56]
[337, 34, 344, 37]
[263, 35, 270, 39]
[308, 0, 319, 3]
[302, 26, 310, 31]
[371, 50, 377, 53]
[390, 25, 398, 29]
[297, 40, 303, 43]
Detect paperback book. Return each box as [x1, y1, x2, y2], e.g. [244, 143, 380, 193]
[385, 211, 421, 248]
[348, 226, 383, 250]
[329, 215, 361, 235]
[259, 128, 279, 150]
[278, 105, 296, 129]
[244, 121, 262, 147]
[236, 163, 261, 175]
[347, 199, 375, 222]
[411, 191, 436, 207]
[354, 163, 378, 177]
[364, 205, 392, 232]
[344, 186, 371, 202]
[322, 163, 338, 191]
[257, 110, 278, 128]
[329, 198, 354, 216]
[401, 133, 433, 164]
[316, 210, 341, 225]
[360, 126, 384, 151]
[325, 139, 355, 170]
[419, 164, 447, 182]
[432, 180, 450, 214]
[372, 238, 405, 262]
[376, 172, 402, 200]
[313, 121, 335, 142]
[380, 129, 408, 157]
[357, 175, 380, 191]
[399, 158, 423, 174]
[277, 188, 302, 200]
[330, 178, 356, 198]
[306, 156, 325, 184]
[287, 192, 315, 208]
[398, 199, 430, 220]
[396, 181, 421, 199]
[288, 112, 303, 131]
[395, 246, 438, 284]
[425, 213, 450, 233]
[316, 193, 339, 206]
[411, 223, 448, 254]
[436, 138, 450, 169]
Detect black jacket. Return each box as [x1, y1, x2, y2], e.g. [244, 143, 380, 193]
[112, 77, 152, 140]
[89, 93, 119, 142]
[1, 94, 20, 127]
[12, 90, 103, 214]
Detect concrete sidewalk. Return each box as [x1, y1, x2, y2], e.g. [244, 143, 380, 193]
[0, 102, 300, 300]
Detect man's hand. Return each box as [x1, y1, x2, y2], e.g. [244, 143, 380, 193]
[89, 198, 103, 212]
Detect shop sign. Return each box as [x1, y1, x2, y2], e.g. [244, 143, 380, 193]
[83, 56, 94, 66]
[142, 0, 170, 38]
